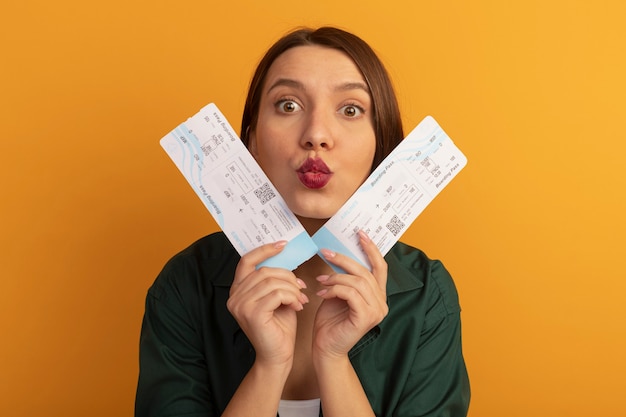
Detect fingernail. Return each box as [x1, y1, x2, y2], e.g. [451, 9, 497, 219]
[321, 249, 335, 259]
[358, 229, 370, 242]
[274, 240, 287, 249]
[315, 275, 329, 282]
[301, 293, 310, 304]
[296, 278, 307, 289]
[317, 289, 328, 297]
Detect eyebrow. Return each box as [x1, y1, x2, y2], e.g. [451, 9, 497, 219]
[267, 78, 370, 94]
[335, 81, 370, 94]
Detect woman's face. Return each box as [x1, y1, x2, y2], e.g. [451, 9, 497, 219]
[248, 45, 376, 222]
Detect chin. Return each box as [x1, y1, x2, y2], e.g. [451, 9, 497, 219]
[293, 208, 335, 221]
[289, 201, 339, 222]
[281, 185, 353, 221]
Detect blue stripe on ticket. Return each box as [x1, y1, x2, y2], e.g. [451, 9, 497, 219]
[257, 231, 318, 271]
[312, 227, 369, 273]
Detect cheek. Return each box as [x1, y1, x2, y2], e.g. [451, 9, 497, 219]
[254, 148, 275, 173]
[359, 138, 377, 169]
[253, 136, 288, 175]
[346, 150, 376, 186]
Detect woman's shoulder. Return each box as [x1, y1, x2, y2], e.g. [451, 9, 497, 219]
[167, 231, 237, 263]
[386, 241, 461, 315]
[148, 232, 240, 301]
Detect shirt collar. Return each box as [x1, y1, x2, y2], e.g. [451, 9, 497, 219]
[385, 246, 424, 296]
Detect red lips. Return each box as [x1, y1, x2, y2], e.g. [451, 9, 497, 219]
[297, 157, 333, 189]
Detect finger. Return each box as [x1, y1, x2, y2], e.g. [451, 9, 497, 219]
[319, 248, 370, 277]
[234, 240, 288, 284]
[317, 281, 388, 322]
[257, 285, 309, 312]
[357, 230, 388, 290]
[231, 288, 306, 315]
[315, 272, 375, 305]
[231, 266, 306, 308]
[228, 277, 309, 318]
[318, 248, 384, 300]
[318, 245, 386, 293]
[317, 282, 366, 307]
[238, 275, 309, 308]
[316, 284, 386, 327]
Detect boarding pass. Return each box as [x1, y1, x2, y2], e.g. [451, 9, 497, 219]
[160, 103, 466, 271]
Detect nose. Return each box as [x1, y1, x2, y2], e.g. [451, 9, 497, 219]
[300, 108, 335, 150]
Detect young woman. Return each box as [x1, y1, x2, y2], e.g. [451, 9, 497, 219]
[136, 27, 470, 417]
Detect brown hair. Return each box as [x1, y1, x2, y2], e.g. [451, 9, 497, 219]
[240, 27, 404, 170]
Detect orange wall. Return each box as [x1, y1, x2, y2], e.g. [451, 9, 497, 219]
[2, 0, 625, 415]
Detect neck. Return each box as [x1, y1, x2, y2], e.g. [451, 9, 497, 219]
[296, 251, 333, 272]
[294, 215, 334, 285]
[296, 215, 327, 236]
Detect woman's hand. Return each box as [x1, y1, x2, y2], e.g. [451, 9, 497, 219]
[227, 241, 309, 368]
[312, 230, 389, 361]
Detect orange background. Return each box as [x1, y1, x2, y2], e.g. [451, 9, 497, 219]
[2, 0, 625, 415]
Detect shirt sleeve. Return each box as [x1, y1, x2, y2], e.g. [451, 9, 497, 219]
[135, 268, 215, 417]
[396, 260, 471, 417]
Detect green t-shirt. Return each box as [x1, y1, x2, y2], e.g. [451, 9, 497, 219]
[135, 232, 470, 416]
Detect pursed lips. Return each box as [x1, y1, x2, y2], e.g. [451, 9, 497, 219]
[296, 157, 333, 189]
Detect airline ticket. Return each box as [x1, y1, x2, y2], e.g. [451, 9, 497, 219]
[312, 115, 467, 270]
[160, 103, 318, 270]
[160, 103, 466, 271]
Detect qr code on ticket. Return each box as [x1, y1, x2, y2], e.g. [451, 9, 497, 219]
[254, 183, 276, 205]
[386, 215, 405, 236]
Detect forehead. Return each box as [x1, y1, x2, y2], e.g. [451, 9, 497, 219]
[264, 45, 366, 88]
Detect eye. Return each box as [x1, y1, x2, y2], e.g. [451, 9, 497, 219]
[340, 104, 365, 118]
[276, 99, 301, 113]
